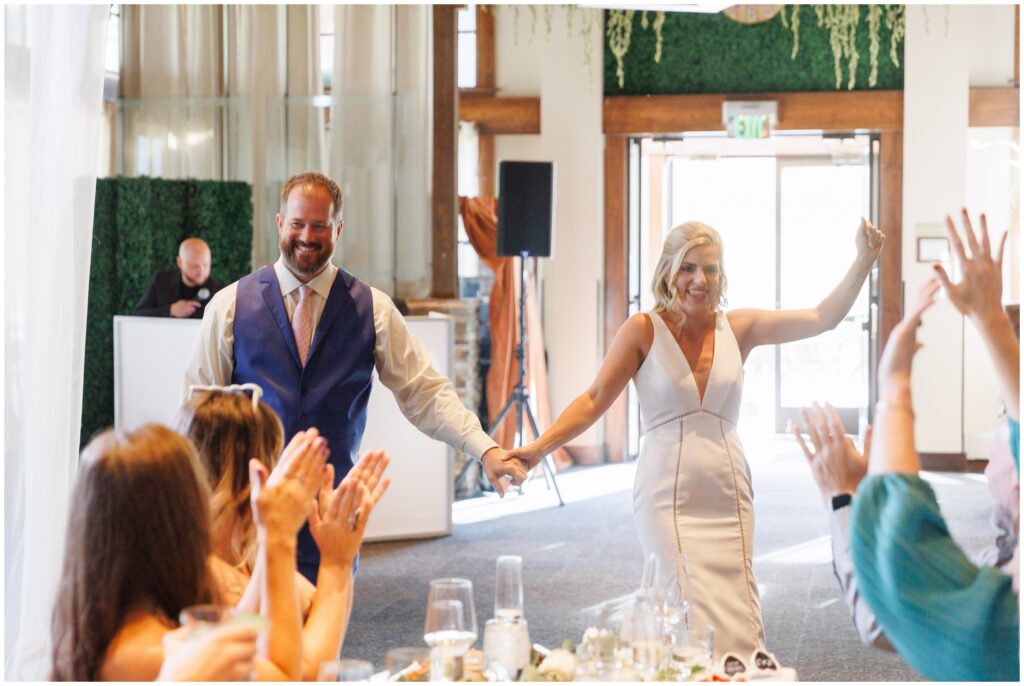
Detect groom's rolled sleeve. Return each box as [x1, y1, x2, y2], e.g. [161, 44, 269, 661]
[372, 289, 498, 461]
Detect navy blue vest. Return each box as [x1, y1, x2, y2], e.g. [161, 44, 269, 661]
[232, 264, 375, 580]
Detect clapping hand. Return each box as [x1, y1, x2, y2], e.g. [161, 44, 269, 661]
[310, 452, 391, 566]
[250, 428, 330, 537]
[933, 209, 1007, 323]
[793, 402, 870, 505]
[855, 217, 886, 261]
[481, 447, 528, 498]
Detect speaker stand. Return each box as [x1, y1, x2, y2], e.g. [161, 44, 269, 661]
[456, 252, 564, 506]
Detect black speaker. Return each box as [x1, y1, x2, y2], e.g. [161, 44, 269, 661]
[497, 161, 555, 257]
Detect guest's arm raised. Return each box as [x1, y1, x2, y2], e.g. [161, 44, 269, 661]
[729, 218, 885, 360]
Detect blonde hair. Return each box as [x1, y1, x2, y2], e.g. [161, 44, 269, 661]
[651, 221, 728, 317]
[173, 390, 284, 572]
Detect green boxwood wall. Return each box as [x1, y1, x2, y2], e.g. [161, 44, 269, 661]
[604, 7, 904, 95]
[82, 177, 253, 446]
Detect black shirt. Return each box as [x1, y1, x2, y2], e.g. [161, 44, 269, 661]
[131, 267, 225, 319]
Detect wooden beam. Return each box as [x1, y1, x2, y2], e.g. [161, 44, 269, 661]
[1016, 5, 1019, 86]
[476, 5, 495, 89]
[968, 86, 1020, 127]
[460, 96, 541, 134]
[478, 133, 495, 197]
[878, 131, 903, 349]
[604, 90, 904, 135]
[431, 5, 459, 299]
[604, 135, 629, 464]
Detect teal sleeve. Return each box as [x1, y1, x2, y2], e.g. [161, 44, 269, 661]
[850, 474, 1019, 681]
[1009, 418, 1019, 473]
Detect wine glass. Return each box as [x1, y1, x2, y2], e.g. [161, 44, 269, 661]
[494, 555, 524, 622]
[424, 578, 477, 681]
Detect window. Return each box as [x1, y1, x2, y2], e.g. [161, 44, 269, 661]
[457, 5, 477, 89]
[319, 5, 334, 92]
[103, 5, 120, 100]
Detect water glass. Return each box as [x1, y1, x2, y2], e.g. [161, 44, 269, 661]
[316, 659, 375, 681]
[670, 624, 714, 671]
[179, 604, 234, 639]
[423, 578, 479, 681]
[482, 617, 531, 677]
[627, 602, 665, 678]
[383, 647, 430, 680]
[494, 555, 524, 621]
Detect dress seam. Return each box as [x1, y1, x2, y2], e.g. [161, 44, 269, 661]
[721, 416, 760, 646]
[672, 417, 686, 602]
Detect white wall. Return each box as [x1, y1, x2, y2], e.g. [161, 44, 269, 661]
[965, 4, 1017, 86]
[493, 6, 605, 447]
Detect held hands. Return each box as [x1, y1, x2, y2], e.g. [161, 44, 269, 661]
[793, 402, 870, 504]
[877, 278, 939, 394]
[170, 299, 202, 318]
[250, 428, 330, 539]
[855, 217, 886, 262]
[933, 209, 1008, 325]
[310, 452, 391, 567]
[481, 447, 528, 498]
[158, 623, 258, 682]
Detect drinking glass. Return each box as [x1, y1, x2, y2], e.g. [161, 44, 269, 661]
[179, 604, 234, 639]
[425, 579, 478, 681]
[383, 647, 430, 680]
[482, 617, 531, 677]
[627, 602, 665, 678]
[316, 659, 375, 681]
[494, 555, 524, 621]
[670, 624, 714, 672]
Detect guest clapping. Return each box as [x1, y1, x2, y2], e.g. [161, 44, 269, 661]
[50, 423, 321, 680]
[845, 210, 1019, 681]
[174, 386, 390, 680]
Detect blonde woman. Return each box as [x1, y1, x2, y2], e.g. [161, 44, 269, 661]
[174, 386, 390, 680]
[511, 219, 884, 657]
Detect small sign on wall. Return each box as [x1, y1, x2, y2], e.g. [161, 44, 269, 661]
[723, 101, 777, 139]
[917, 236, 950, 263]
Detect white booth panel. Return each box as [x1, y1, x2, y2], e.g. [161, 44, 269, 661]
[113, 314, 454, 541]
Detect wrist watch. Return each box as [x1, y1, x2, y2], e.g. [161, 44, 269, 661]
[831, 493, 853, 511]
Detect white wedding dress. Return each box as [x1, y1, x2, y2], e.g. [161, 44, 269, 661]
[632, 311, 765, 658]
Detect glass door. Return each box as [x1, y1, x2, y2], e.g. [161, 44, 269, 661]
[774, 157, 872, 434]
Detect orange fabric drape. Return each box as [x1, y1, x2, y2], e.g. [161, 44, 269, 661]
[459, 197, 572, 469]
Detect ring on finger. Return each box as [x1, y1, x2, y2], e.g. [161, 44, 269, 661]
[348, 508, 362, 531]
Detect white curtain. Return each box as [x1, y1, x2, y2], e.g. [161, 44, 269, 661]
[119, 5, 324, 269]
[331, 5, 431, 298]
[4, 4, 108, 679]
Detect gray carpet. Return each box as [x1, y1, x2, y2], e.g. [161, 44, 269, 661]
[343, 442, 998, 681]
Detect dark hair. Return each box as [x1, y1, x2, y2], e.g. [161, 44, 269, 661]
[173, 390, 284, 571]
[280, 171, 344, 223]
[50, 425, 215, 681]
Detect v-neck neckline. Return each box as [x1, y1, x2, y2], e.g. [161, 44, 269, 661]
[653, 311, 718, 408]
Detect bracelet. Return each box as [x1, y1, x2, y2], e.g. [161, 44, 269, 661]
[875, 401, 915, 417]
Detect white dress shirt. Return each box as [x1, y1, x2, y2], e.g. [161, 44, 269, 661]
[185, 258, 498, 461]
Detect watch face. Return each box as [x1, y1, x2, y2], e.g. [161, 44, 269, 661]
[198, 288, 211, 301]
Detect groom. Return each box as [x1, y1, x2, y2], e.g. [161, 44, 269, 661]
[186, 171, 526, 581]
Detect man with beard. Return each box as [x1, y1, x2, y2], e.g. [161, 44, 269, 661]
[185, 172, 525, 581]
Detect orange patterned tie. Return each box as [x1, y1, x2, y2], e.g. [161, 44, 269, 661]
[292, 284, 313, 367]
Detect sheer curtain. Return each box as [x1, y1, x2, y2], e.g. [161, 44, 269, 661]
[4, 4, 108, 679]
[331, 5, 431, 297]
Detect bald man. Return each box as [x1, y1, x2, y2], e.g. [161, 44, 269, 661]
[132, 238, 225, 319]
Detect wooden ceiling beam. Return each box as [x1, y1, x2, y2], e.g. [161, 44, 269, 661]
[968, 86, 1020, 127]
[459, 96, 541, 135]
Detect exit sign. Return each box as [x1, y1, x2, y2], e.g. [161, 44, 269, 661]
[723, 101, 778, 139]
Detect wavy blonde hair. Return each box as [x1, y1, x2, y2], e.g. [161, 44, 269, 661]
[173, 390, 284, 572]
[650, 221, 728, 319]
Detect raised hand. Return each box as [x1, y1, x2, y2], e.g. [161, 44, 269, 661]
[855, 217, 886, 261]
[877, 278, 939, 391]
[158, 623, 258, 682]
[344, 450, 392, 512]
[250, 428, 329, 537]
[933, 209, 1007, 323]
[481, 447, 528, 498]
[310, 452, 391, 566]
[793, 403, 869, 504]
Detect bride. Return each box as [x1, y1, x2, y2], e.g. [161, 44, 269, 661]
[510, 219, 884, 657]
